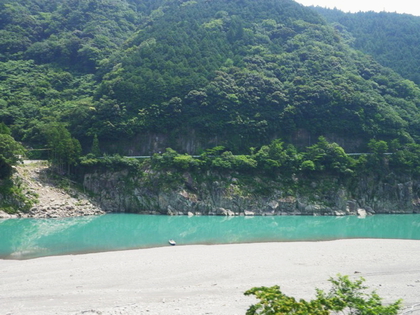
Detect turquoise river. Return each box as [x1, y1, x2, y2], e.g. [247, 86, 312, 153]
[1, 214, 420, 260]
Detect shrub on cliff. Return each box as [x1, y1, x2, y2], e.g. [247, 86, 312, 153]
[245, 275, 402, 315]
[151, 148, 202, 170]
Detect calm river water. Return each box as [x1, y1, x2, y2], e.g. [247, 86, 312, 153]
[1, 214, 420, 260]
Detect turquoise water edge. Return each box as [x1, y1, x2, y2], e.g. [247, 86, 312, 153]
[1, 214, 420, 260]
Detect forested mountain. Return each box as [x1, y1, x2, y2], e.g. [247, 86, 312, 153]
[2, 0, 420, 156]
[313, 7, 420, 85]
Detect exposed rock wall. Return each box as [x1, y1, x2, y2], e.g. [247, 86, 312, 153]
[100, 129, 364, 156]
[102, 131, 221, 156]
[83, 169, 420, 216]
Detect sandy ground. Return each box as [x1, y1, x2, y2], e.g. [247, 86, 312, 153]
[1, 239, 420, 315]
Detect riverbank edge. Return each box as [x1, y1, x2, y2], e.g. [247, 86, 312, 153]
[1, 239, 419, 315]
[2, 160, 420, 219]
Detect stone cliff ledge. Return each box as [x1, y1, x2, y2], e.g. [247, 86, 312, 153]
[3, 162, 419, 218]
[82, 168, 420, 216]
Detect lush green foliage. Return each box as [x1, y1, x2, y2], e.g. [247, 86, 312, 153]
[80, 153, 142, 172]
[314, 8, 420, 85]
[4, 0, 420, 213]
[126, 137, 420, 180]
[2, 0, 420, 157]
[0, 129, 25, 179]
[91, 0, 420, 147]
[89, 134, 101, 157]
[43, 123, 81, 174]
[0, 59, 97, 144]
[303, 136, 353, 174]
[78, 136, 420, 210]
[244, 275, 402, 315]
[0, 122, 31, 212]
[0, 177, 36, 213]
[0, 0, 141, 72]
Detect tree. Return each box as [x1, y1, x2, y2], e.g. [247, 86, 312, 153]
[91, 134, 101, 157]
[368, 139, 388, 155]
[0, 133, 25, 179]
[43, 123, 81, 174]
[304, 137, 353, 174]
[0, 122, 11, 135]
[245, 275, 402, 315]
[255, 139, 301, 173]
[359, 139, 390, 171]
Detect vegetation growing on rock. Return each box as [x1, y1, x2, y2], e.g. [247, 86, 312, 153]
[79, 137, 420, 215]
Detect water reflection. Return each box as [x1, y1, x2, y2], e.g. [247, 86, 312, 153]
[2, 216, 99, 259]
[1, 214, 420, 260]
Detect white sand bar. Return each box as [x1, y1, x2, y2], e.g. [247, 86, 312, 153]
[1, 239, 420, 314]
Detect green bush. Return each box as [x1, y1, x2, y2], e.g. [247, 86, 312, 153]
[173, 154, 201, 169]
[301, 160, 316, 171]
[244, 275, 402, 315]
[0, 133, 25, 179]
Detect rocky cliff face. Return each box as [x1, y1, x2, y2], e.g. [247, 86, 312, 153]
[82, 169, 420, 216]
[100, 129, 364, 156]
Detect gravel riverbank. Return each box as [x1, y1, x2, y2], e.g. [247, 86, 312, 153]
[1, 239, 420, 314]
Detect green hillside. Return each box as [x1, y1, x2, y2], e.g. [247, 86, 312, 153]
[1, 0, 420, 155]
[313, 7, 420, 85]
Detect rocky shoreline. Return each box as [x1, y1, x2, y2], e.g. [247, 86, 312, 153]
[83, 168, 420, 216]
[2, 160, 419, 219]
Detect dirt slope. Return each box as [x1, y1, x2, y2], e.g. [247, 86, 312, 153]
[12, 161, 104, 218]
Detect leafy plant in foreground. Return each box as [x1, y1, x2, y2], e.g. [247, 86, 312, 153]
[244, 274, 402, 315]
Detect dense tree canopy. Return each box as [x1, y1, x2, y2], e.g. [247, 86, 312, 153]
[1, 0, 420, 156]
[313, 8, 420, 85]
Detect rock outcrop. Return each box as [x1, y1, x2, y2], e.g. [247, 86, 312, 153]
[5, 162, 419, 218]
[82, 169, 420, 216]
